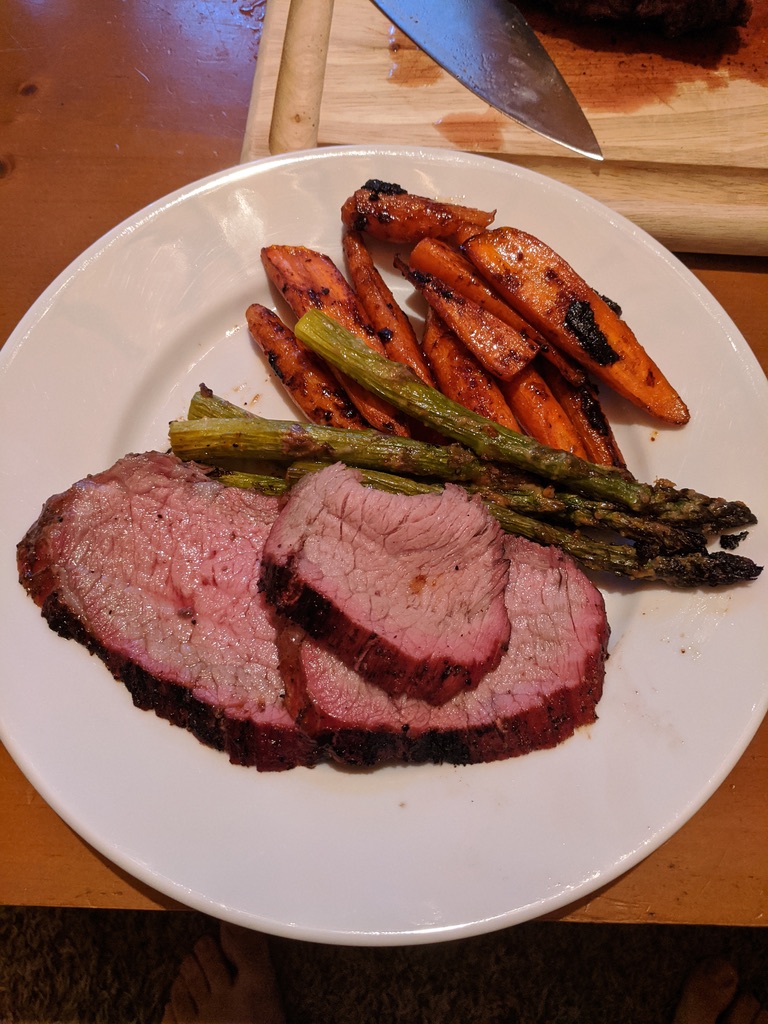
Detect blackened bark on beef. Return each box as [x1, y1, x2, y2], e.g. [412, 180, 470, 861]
[17, 452, 318, 771]
[280, 535, 609, 767]
[260, 463, 511, 705]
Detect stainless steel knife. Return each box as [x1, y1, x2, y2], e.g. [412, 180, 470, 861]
[370, 0, 603, 160]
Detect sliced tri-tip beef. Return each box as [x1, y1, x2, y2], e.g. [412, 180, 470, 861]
[17, 451, 318, 771]
[259, 463, 512, 704]
[278, 535, 610, 767]
[18, 453, 609, 773]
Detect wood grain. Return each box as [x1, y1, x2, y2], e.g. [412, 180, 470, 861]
[242, 0, 768, 254]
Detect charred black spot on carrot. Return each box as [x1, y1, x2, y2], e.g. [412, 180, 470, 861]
[599, 293, 623, 317]
[564, 300, 620, 366]
[266, 352, 285, 381]
[579, 386, 611, 437]
[362, 179, 407, 198]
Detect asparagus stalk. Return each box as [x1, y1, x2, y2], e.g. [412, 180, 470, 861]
[188, 386, 257, 421]
[170, 416, 505, 483]
[294, 309, 756, 527]
[173, 391, 760, 580]
[653, 490, 758, 531]
[211, 460, 760, 585]
[216, 470, 289, 495]
[172, 403, 749, 551]
[482, 487, 707, 554]
[182, 388, 755, 533]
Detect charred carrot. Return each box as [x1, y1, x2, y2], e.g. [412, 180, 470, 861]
[538, 358, 626, 469]
[409, 239, 542, 343]
[420, 304, 587, 456]
[421, 310, 520, 431]
[261, 244, 376, 345]
[395, 256, 538, 381]
[261, 245, 410, 436]
[341, 180, 495, 245]
[409, 238, 586, 387]
[342, 230, 435, 387]
[463, 228, 690, 424]
[407, 238, 615, 457]
[245, 304, 366, 429]
[498, 364, 589, 458]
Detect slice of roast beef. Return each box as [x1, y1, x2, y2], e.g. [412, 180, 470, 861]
[17, 451, 318, 771]
[259, 463, 511, 704]
[278, 535, 609, 767]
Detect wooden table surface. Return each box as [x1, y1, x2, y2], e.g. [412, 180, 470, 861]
[1, 0, 766, 927]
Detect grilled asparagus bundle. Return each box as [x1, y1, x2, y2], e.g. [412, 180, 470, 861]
[168, 334, 762, 588]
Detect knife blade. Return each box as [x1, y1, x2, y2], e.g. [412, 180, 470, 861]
[370, 0, 602, 160]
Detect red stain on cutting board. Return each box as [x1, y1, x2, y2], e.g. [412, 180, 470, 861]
[519, 0, 768, 112]
[386, 0, 767, 115]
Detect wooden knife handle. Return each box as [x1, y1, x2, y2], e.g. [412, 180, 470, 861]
[268, 0, 335, 154]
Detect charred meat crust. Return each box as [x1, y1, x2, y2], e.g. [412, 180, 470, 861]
[260, 557, 496, 703]
[259, 464, 512, 705]
[305, 667, 604, 768]
[35, 589, 319, 771]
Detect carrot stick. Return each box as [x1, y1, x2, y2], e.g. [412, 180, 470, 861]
[420, 310, 520, 431]
[537, 358, 626, 469]
[261, 245, 410, 436]
[245, 304, 366, 429]
[342, 230, 435, 387]
[341, 180, 495, 245]
[395, 256, 539, 381]
[463, 228, 690, 424]
[498, 364, 589, 458]
[409, 238, 585, 387]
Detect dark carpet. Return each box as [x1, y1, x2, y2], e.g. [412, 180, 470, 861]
[0, 907, 766, 1023]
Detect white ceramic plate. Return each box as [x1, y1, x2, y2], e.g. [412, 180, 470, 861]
[1, 146, 766, 945]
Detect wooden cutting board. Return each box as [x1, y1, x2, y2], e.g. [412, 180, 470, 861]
[242, 0, 768, 255]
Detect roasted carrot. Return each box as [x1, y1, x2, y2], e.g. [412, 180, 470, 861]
[537, 346, 589, 389]
[538, 358, 626, 469]
[341, 180, 495, 245]
[342, 230, 435, 387]
[409, 239, 541, 342]
[395, 256, 539, 381]
[463, 228, 690, 424]
[410, 238, 619, 458]
[498, 364, 589, 457]
[420, 310, 519, 431]
[245, 303, 366, 429]
[261, 245, 410, 436]
[262, 244, 376, 344]
[409, 238, 585, 387]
